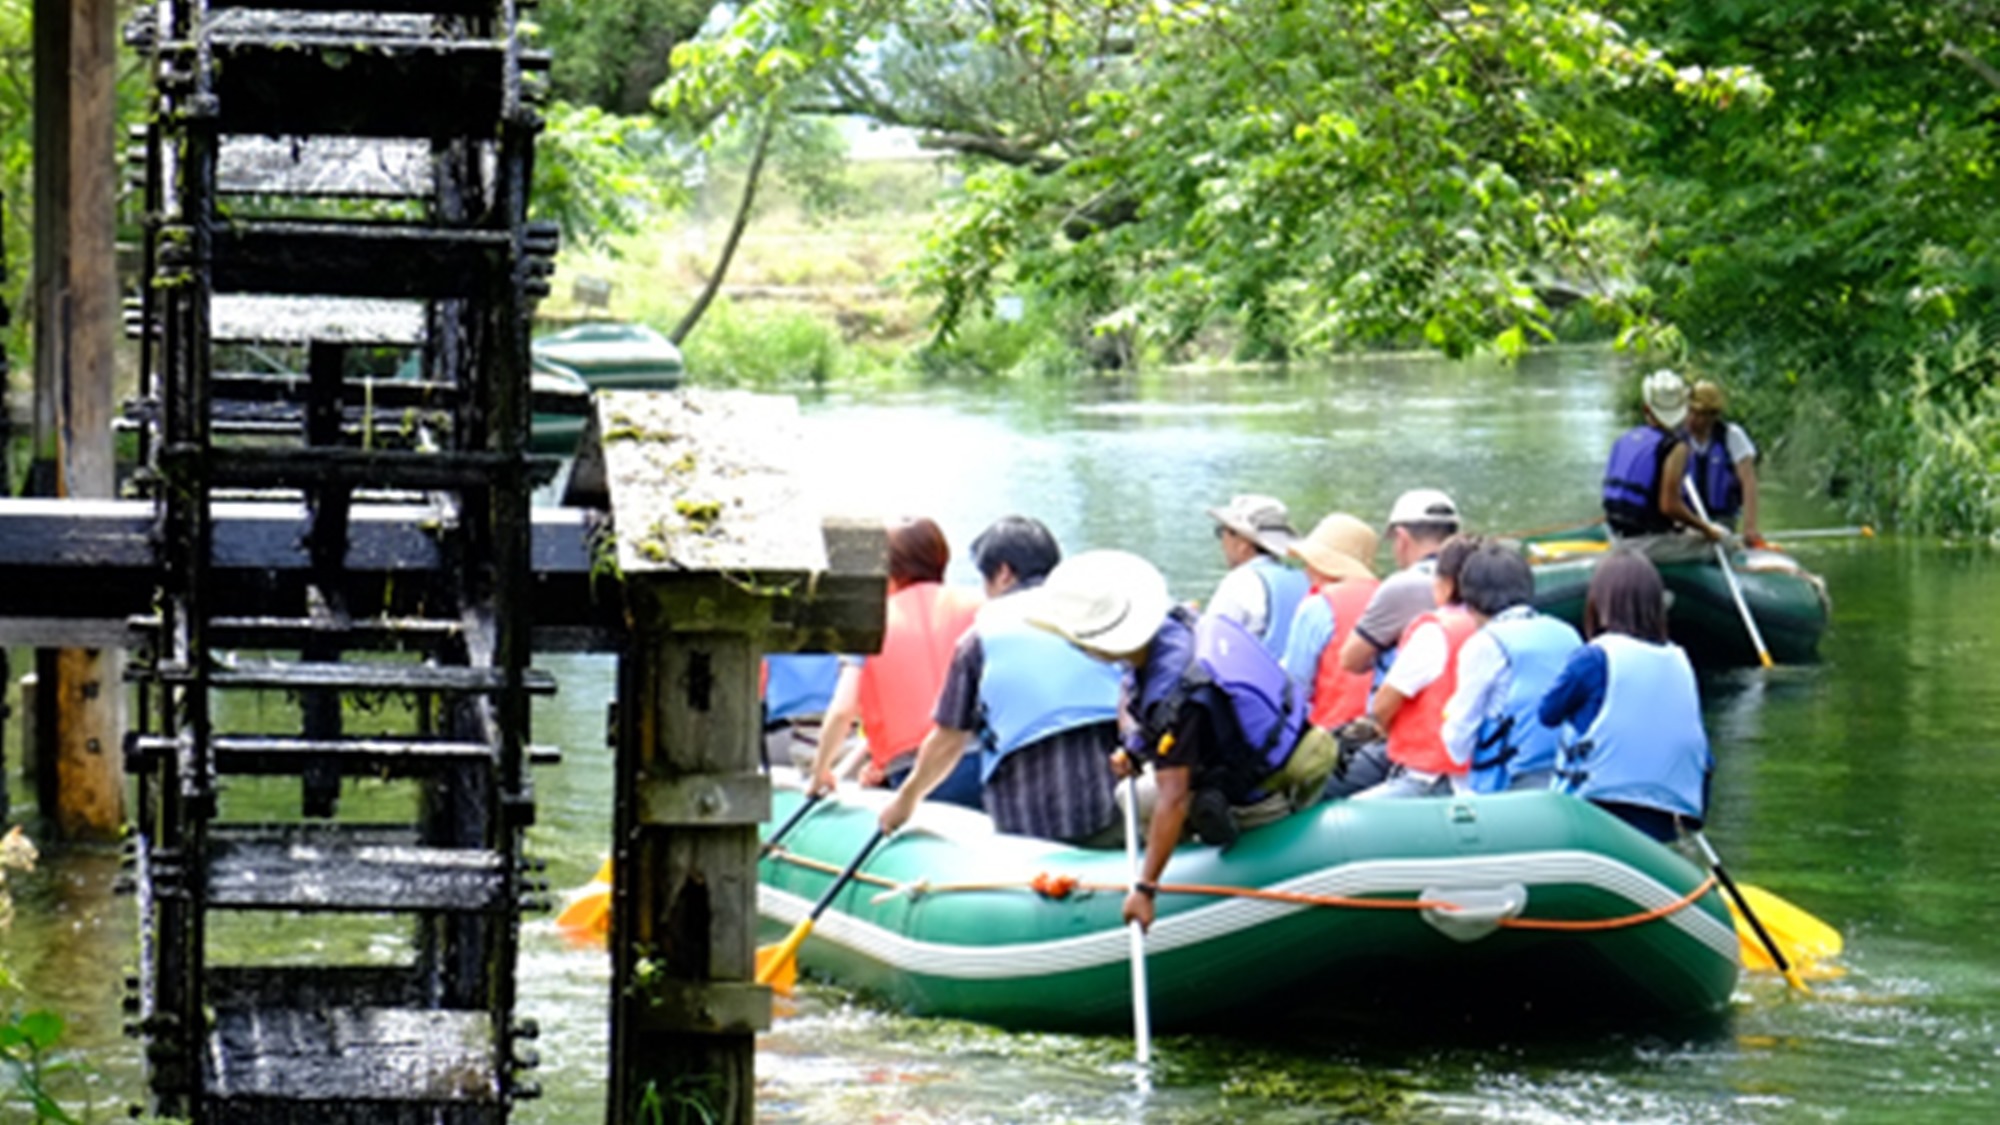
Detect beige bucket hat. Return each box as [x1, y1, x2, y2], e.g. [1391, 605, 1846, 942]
[1206, 493, 1298, 557]
[1288, 513, 1379, 581]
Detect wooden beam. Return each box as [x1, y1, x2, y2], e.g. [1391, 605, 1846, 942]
[34, 0, 124, 841]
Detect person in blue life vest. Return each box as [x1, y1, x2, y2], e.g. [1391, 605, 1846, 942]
[1602, 370, 1727, 562]
[878, 517, 1125, 846]
[1538, 550, 1713, 842]
[761, 653, 843, 773]
[1325, 489, 1461, 797]
[1024, 549, 1339, 933]
[1204, 493, 1309, 659]
[1440, 541, 1583, 793]
[1682, 379, 1763, 547]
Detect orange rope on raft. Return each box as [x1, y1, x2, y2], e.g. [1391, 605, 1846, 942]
[764, 848, 1721, 933]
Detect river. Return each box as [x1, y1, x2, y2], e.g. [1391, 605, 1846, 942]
[5, 346, 1999, 1122]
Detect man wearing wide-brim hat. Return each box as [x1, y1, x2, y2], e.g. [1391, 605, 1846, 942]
[1205, 493, 1310, 659]
[1026, 549, 1338, 934]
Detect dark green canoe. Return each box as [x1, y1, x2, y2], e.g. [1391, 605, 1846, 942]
[1525, 524, 1831, 667]
[758, 786, 1739, 1031]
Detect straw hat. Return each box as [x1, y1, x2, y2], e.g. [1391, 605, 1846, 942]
[1023, 549, 1172, 657]
[1642, 369, 1690, 428]
[1690, 380, 1726, 414]
[1289, 513, 1378, 581]
[1206, 493, 1298, 556]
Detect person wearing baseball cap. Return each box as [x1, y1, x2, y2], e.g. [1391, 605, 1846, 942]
[1326, 488, 1463, 797]
[1602, 369, 1725, 556]
[1024, 550, 1337, 933]
[1204, 493, 1310, 658]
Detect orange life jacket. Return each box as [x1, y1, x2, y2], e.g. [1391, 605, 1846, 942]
[1385, 606, 1479, 776]
[1309, 577, 1380, 729]
[856, 582, 982, 768]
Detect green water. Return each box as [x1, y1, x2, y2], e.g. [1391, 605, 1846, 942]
[6, 347, 2000, 1122]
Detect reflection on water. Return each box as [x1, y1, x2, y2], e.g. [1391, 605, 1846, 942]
[7, 348, 2000, 1122]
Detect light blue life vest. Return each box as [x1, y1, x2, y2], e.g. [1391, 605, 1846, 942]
[1555, 634, 1711, 819]
[1468, 611, 1582, 794]
[1602, 426, 1676, 535]
[1685, 432, 1743, 522]
[763, 654, 842, 722]
[974, 599, 1122, 782]
[1250, 555, 1311, 658]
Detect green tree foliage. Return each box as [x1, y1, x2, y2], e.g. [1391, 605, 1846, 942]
[1614, 3, 2000, 534]
[669, 1, 1758, 362]
[533, 0, 714, 116]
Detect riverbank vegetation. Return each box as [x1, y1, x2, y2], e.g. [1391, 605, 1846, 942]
[0, 2, 1993, 536]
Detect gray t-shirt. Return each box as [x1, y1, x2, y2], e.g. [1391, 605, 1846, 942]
[1352, 558, 1439, 657]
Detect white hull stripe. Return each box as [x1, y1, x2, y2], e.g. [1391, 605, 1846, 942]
[758, 849, 1739, 981]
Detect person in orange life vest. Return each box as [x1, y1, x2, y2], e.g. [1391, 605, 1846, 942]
[1325, 489, 1460, 797]
[1348, 535, 1483, 800]
[1538, 550, 1712, 843]
[1682, 379, 1763, 546]
[878, 516, 1123, 845]
[1279, 512, 1381, 729]
[1602, 370, 1726, 563]
[808, 517, 984, 806]
[1025, 550, 1338, 933]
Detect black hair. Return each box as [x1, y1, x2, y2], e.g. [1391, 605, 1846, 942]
[970, 515, 1062, 586]
[1458, 541, 1537, 617]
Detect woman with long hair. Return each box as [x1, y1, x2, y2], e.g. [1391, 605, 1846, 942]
[1537, 551, 1712, 841]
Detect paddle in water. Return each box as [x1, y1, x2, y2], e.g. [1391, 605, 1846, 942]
[556, 791, 827, 944]
[1122, 772, 1154, 1083]
[757, 827, 887, 996]
[1691, 831, 1812, 992]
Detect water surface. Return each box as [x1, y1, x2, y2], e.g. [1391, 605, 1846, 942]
[6, 347, 1999, 1122]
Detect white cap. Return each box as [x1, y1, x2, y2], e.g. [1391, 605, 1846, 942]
[1022, 549, 1172, 657]
[1386, 488, 1460, 529]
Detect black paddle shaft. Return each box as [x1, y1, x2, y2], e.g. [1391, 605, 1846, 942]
[1702, 846, 1794, 977]
[761, 792, 825, 857]
[808, 829, 887, 921]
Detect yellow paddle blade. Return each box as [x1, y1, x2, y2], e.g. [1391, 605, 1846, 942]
[1729, 883, 1845, 981]
[1527, 539, 1610, 561]
[554, 884, 611, 945]
[589, 856, 614, 885]
[755, 919, 814, 996]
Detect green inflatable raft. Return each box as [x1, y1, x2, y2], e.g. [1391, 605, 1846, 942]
[758, 785, 1740, 1031]
[1524, 525, 1831, 667]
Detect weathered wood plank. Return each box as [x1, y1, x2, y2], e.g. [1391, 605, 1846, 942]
[598, 390, 827, 576]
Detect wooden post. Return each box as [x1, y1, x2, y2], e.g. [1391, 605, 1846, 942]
[31, 0, 126, 839]
[597, 390, 884, 1124]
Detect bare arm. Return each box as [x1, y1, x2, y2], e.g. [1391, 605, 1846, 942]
[1124, 764, 1191, 932]
[1736, 456, 1762, 542]
[806, 663, 863, 796]
[1370, 682, 1410, 730]
[1660, 445, 1723, 539]
[1338, 629, 1382, 676]
[879, 726, 973, 833]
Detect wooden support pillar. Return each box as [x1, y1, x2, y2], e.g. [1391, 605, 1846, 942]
[592, 390, 885, 1125]
[610, 613, 769, 1125]
[32, 0, 126, 839]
